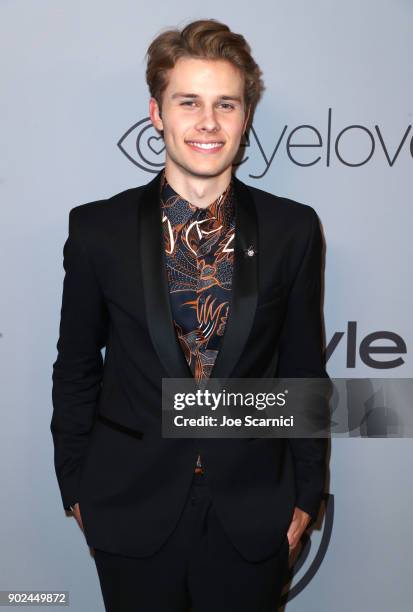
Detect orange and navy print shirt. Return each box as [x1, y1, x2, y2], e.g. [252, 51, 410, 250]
[160, 170, 236, 470]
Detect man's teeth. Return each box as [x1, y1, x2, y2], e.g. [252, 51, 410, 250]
[187, 142, 223, 149]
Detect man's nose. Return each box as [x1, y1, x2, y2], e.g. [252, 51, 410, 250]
[196, 107, 220, 132]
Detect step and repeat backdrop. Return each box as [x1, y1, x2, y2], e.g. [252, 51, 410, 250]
[1, 1, 411, 611]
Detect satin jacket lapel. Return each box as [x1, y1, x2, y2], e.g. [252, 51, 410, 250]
[209, 173, 258, 379]
[139, 170, 193, 379]
[139, 169, 259, 380]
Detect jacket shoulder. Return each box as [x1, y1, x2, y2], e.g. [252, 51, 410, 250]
[243, 182, 318, 224]
[68, 184, 146, 228]
[64, 185, 152, 248]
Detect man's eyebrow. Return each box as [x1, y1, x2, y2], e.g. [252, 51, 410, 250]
[171, 92, 242, 102]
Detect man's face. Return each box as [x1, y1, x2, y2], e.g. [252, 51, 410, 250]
[149, 57, 250, 180]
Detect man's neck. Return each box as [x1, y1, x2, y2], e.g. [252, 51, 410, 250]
[164, 164, 232, 209]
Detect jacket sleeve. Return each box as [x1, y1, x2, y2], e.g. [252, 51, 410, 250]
[277, 207, 330, 525]
[51, 206, 109, 510]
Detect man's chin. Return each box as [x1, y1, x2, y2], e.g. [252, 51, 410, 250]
[173, 160, 233, 180]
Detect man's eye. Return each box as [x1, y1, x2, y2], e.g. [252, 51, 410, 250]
[180, 101, 235, 109]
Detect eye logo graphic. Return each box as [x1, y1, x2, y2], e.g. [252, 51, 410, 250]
[117, 117, 250, 173]
[117, 117, 165, 173]
[281, 493, 334, 604]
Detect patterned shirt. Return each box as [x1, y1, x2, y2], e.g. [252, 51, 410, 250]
[159, 170, 236, 471]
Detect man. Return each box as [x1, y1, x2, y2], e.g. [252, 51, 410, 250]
[51, 18, 328, 612]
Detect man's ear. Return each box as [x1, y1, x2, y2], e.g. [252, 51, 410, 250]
[149, 97, 163, 131]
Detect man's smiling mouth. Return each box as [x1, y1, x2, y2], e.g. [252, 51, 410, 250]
[185, 140, 225, 152]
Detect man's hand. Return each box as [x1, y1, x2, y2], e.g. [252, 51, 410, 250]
[70, 503, 84, 532]
[286, 506, 311, 551]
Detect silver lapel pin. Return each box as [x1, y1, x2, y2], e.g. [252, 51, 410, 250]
[244, 245, 257, 257]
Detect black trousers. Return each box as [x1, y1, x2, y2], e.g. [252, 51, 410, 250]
[93, 471, 289, 612]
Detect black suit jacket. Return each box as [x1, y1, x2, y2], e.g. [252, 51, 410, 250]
[51, 168, 329, 562]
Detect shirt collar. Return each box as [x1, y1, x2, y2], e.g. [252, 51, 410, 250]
[160, 169, 235, 231]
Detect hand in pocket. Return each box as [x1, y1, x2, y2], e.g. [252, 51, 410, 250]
[71, 503, 84, 532]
